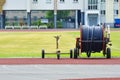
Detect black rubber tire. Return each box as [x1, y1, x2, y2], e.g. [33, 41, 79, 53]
[106, 48, 111, 59]
[103, 50, 106, 56]
[86, 52, 91, 58]
[74, 48, 78, 59]
[42, 49, 45, 58]
[57, 53, 60, 60]
[103, 43, 106, 56]
[77, 48, 79, 56]
[70, 49, 73, 58]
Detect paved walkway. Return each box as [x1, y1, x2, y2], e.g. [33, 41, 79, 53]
[0, 65, 120, 80]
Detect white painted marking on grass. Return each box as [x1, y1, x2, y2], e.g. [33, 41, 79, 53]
[112, 46, 120, 51]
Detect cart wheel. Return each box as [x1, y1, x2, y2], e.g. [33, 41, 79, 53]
[57, 53, 60, 59]
[106, 48, 111, 59]
[77, 48, 79, 56]
[103, 43, 106, 56]
[56, 50, 60, 59]
[42, 49, 45, 58]
[74, 48, 78, 59]
[103, 50, 106, 56]
[70, 49, 73, 58]
[86, 52, 91, 58]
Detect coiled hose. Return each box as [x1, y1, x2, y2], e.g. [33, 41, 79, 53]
[81, 26, 103, 53]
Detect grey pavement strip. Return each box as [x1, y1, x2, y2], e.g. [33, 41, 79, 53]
[0, 65, 120, 80]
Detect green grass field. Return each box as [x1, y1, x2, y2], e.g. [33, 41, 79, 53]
[0, 30, 120, 58]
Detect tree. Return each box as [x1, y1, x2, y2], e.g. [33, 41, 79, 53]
[57, 10, 70, 20]
[45, 11, 54, 21]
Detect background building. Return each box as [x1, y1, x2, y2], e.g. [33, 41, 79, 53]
[0, 0, 119, 29]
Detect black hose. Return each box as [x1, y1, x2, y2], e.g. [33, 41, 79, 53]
[81, 26, 103, 53]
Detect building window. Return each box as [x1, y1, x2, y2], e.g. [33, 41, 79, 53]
[14, 16, 18, 21]
[33, 0, 38, 2]
[23, 16, 27, 22]
[32, 11, 39, 13]
[33, 16, 37, 21]
[88, 0, 98, 10]
[101, 0, 105, 2]
[33, 0, 38, 3]
[114, 0, 118, 2]
[73, 0, 78, 3]
[14, 16, 18, 24]
[46, 0, 51, 3]
[60, 0, 65, 3]
[114, 10, 118, 15]
[14, 11, 19, 13]
[101, 10, 106, 15]
[5, 17, 8, 22]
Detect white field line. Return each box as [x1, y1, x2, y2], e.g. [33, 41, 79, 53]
[111, 46, 120, 51]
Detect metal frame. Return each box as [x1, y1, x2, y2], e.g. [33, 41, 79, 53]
[74, 24, 112, 59]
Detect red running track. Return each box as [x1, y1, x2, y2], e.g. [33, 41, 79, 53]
[0, 58, 120, 65]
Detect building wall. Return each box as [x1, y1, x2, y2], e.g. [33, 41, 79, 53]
[3, 0, 27, 10]
[100, 1, 106, 24]
[0, 0, 120, 28]
[114, 0, 119, 18]
[105, 0, 114, 26]
[119, 0, 120, 18]
[3, 0, 83, 11]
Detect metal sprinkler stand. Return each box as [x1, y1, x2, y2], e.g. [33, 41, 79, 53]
[41, 35, 73, 59]
[54, 35, 61, 59]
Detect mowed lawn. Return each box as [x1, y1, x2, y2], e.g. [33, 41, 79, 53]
[0, 30, 119, 58]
